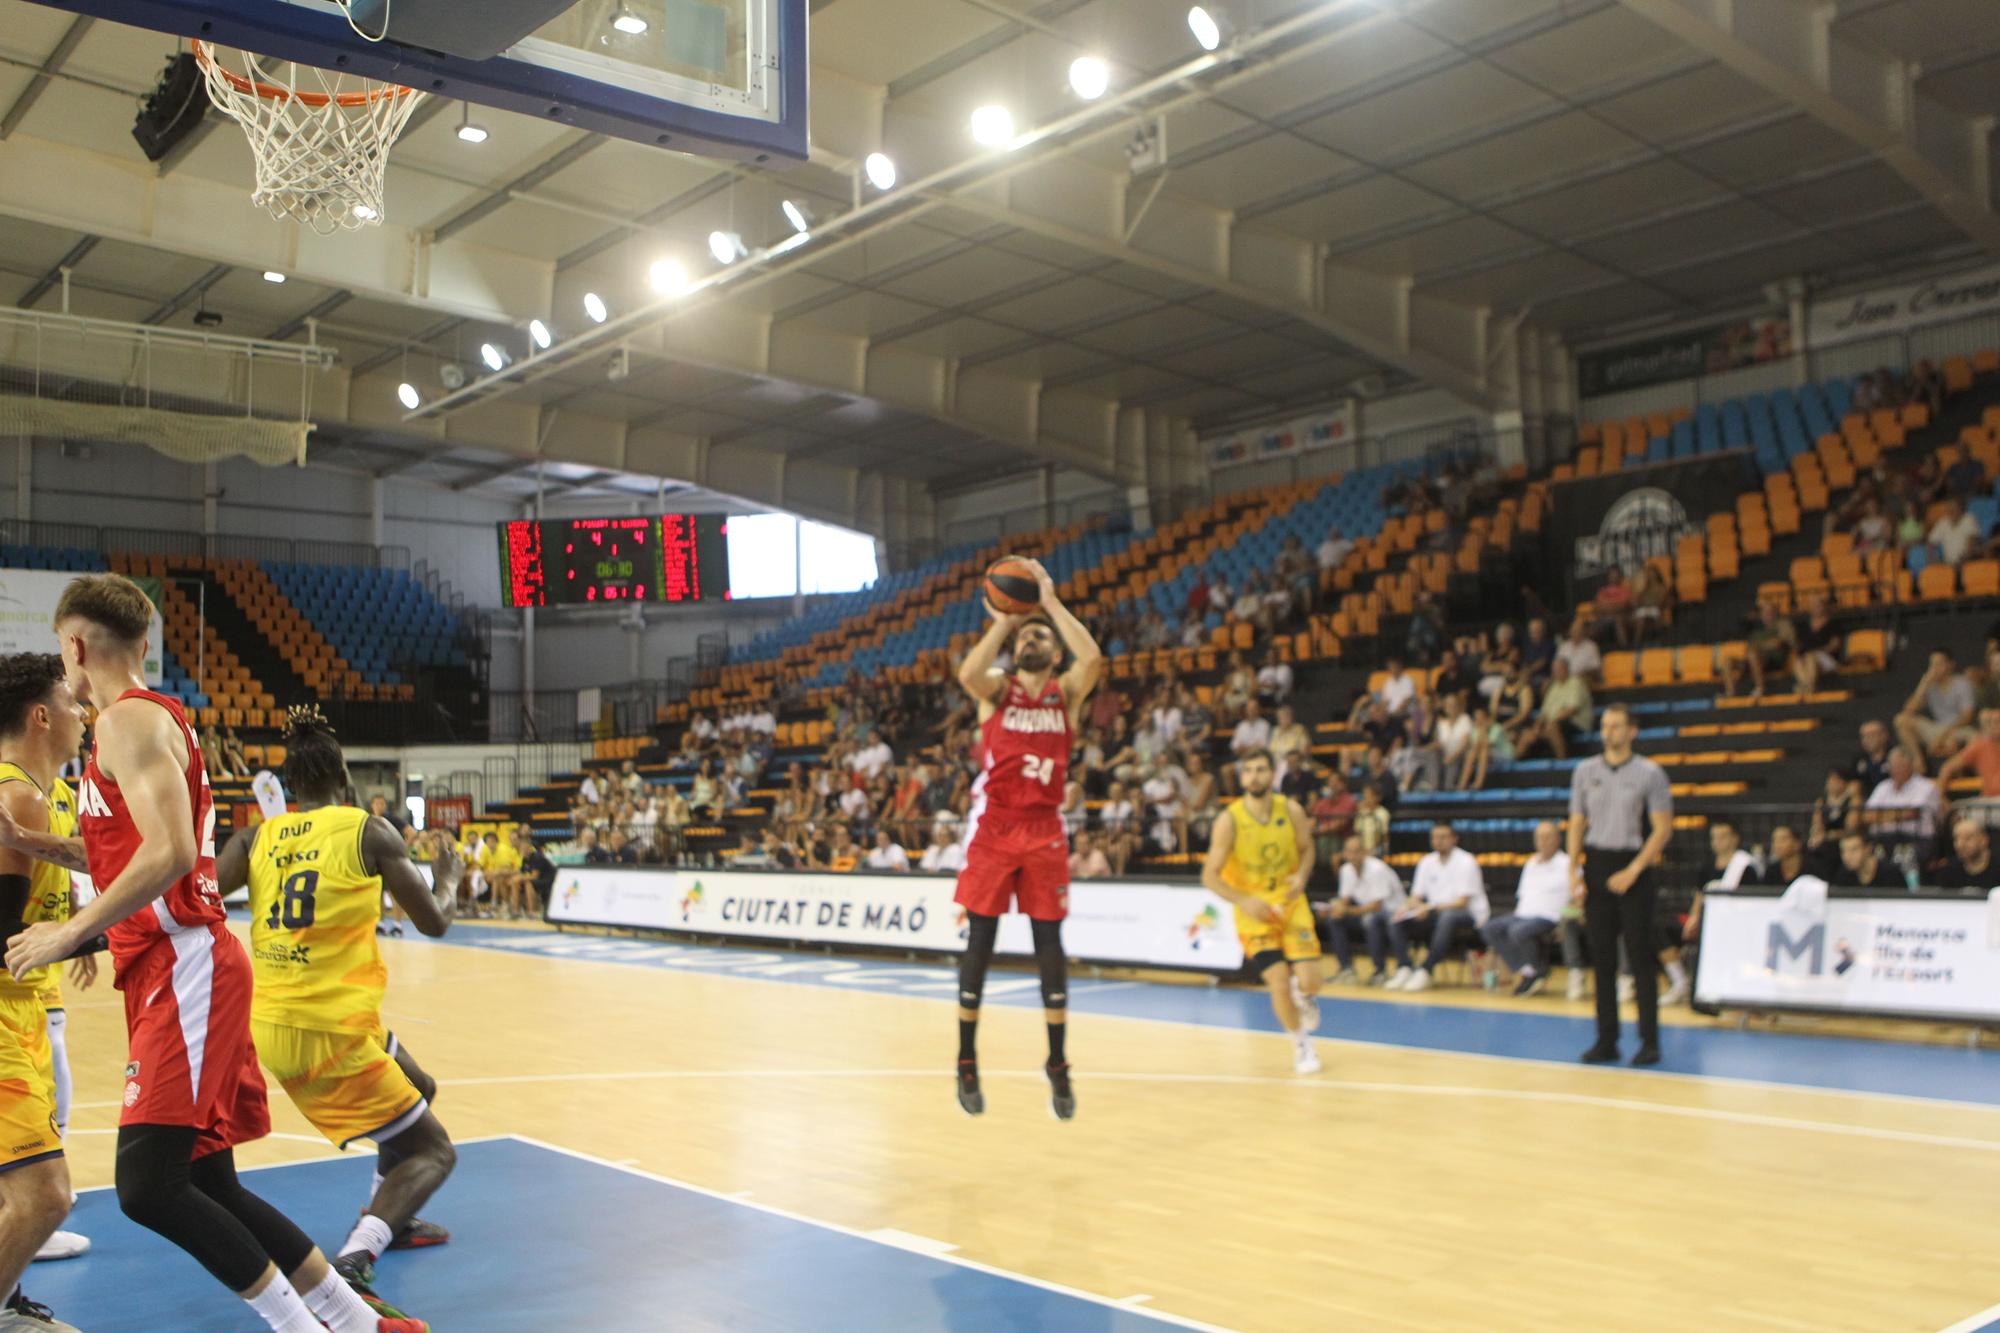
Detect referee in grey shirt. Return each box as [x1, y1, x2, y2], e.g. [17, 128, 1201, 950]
[1568, 702, 1674, 1066]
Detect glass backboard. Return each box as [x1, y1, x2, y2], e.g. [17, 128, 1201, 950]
[32, 0, 807, 160]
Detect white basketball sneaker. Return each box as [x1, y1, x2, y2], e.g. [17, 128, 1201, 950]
[1293, 1038, 1322, 1075]
[32, 1231, 87, 1263]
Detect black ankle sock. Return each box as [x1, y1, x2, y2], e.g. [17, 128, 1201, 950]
[958, 1019, 977, 1064]
[1046, 1022, 1066, 1065]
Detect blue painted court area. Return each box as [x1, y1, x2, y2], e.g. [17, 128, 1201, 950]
[449, 924, 2000, 1107]
[27, 1137, 1195, 1332]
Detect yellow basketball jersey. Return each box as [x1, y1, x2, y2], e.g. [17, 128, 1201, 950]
[1221, 797, 1299, 898]
[0, 764, 74, 1001]
[248, 804, 386, 1033]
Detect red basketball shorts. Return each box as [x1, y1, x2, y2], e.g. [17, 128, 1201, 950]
[118, 923, 271, 1159]
[954, 814, 1070, 920]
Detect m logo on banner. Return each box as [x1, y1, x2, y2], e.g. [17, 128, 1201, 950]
[1767, 921, 1825, 974]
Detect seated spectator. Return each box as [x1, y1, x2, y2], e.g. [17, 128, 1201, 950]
[1936, 707, 2000, 800]
[1478, 624, 1523, 698]
[919, 824, 966, 873]
[1895, 651, 1976, 775]
[1433, 692, 1478, 789]
[864, 829, 910, 872]
[1433, 648, 1480, 706]
[1316, 525, 1354, 571]
[1317, 834, 1404, 984]
[578, 770, 605, 807]
[1177, 683, 1215, 751]
[1231, 699, 1273, 756]
[1141, 756, 1187, 854]
[1493, 665, 1538, 755]
[1310, 770, 1357, 867]
[1519, 657, 1593, 760]
[1930, 496, 1981, 566]
[824, 825, 861, 872]
[1218, 652, 1256, 723]
[605, 829, 638, 866]
[1351, 698, 1400, 752]
[1405, 593, 1444, 666]
[1099, 781, 1141, 874]
[1834, 829, 1904, 890]
[1555, 620, 1601, 686]
[1257, 651, 1294, 706]
[1792, 595, 1842, 693]
[1521, 618, 1556, 686]
[1268, 704, 1310, 772]
[1461, 703, 1511, 791]
[1850, 498, 1892, 556]
[1810, 766, 1860, 846]
[1851, 719, 1893, 796]
[1595, 567, 1635, 645]
[1723, 601, 1797, 699]
[1932, 817, 1995, 889]
[1068, 830, 1112, 880]
[688, 762, 720, 819]
[1481, 820, 1572, 997]
[1384, 822, 1490, 992]
[1681, 819, 1759, 955]
[849, 734, 895, 783]
[1353, 783, 1389, 857]
[1863, 745, 1941, 850]
[1757, 824, 1814, 886]
[1356, 744, 1399, 810]
[1630, 564, 1672, 644]
[1377, 656, 1420, 716]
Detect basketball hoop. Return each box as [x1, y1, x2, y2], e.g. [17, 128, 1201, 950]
[193, 39, 423, 234]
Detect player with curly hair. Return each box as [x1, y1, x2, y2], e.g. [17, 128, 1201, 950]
[216, 705, 465, 1312]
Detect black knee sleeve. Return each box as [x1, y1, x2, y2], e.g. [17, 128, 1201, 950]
[190, 1149, 317, 1277]
[958, 913, 999, 1010]
[1031, 918, 1068, 1011]
[116, 1126, 274, 1293]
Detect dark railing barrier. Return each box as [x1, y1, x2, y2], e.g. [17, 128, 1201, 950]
[0, 517, 409, 571]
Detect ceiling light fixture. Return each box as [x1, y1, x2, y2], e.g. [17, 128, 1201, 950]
[969, 105, 1015, 147]
[611, 5, 649, 35]
[397, 382, 420, 410]
[456, 104, 488, 144]
[707, 230, 748, 265]
[780, 199, 814, 234]
[1068, 56, 1111, 100]
[583, 292, 608, 323]
[648, 258, 690, 295]
[529, 318, 552, 349]
[1187, 6, 1229, 51]
[261, 271, 286, 284]
[863, 152, 896, 190]
[480, 342, 507, 371]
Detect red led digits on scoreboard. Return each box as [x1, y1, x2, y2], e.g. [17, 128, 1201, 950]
[660, 514, 702, 602]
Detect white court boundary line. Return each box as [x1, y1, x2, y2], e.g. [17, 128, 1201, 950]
[64, 1134, 514, 1195]
[410, 1067, 2000, 1155]
[506, 1133, 1240, 1333]
[1938, 1301, 2000, 1333]
[433, 929, 2000, 1116]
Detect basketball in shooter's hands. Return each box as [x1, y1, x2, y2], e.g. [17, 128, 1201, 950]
[984, 556, 1042, 616]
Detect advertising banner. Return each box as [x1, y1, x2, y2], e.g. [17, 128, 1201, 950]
[1577, 316, 1790, 397]
[546, 868, 1246, 972]
[0, 568, 162, 684]
[1806, 262, 2000, 349]
[1696, 891, 2000, 1021]
[1205, 401, 1355, 470]
[1545, 453, 1757, 579]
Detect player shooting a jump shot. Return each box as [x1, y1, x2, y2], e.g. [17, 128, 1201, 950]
[952, 556, 1102, 1120]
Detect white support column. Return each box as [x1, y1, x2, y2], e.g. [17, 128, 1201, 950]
[14, 438, 29, 523]
[201, 461, 219, 557]
[368, 475, 385, 549]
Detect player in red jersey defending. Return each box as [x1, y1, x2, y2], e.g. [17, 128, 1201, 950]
[953, 557, 1102, 1120]
[1, 576, 426, 1333]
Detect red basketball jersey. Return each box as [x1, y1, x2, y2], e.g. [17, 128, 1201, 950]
[974, 675, 1071, 820]
[76, 689, 225, 974]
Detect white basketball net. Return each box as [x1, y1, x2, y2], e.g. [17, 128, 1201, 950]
[193, 40, 424, 234]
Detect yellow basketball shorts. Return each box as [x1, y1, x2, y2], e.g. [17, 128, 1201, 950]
[0, 994, 60, 1172]
[251, 1019, 425, 1149]
[34, 977, 60, 1013]
[1235, 893, 1321, 968]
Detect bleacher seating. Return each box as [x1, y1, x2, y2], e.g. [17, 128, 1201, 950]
[264, 563, 465, 688]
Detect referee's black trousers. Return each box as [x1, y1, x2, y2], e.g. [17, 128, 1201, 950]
[1584, 854, 1659, 1049]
